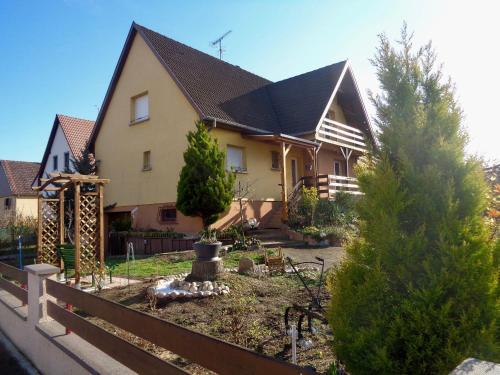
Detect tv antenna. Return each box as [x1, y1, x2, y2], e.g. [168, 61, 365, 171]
[211, 30, 232, 60]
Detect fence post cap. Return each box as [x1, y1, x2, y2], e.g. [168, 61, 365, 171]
[25, 264, 60, 276]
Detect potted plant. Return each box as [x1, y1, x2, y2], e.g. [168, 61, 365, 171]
[194, 229, 222, 261]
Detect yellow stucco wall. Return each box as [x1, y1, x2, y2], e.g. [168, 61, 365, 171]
[329, 96, 347, 123]
[14, 197, 38, 218]
[95, 32, 311, 207]
[0, 196, 37, 220]
[95, 33, 199, 207]
[212, 128, 306, 201]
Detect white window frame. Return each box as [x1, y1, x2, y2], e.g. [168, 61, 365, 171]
[132, 93, 149, 123]
[226, 145, 246, 172]
[143, 151, 151, 171]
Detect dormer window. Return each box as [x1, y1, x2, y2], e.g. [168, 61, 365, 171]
[131, 92, 149, 124]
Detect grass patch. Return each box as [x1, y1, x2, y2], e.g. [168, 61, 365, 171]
[107, 250, 265, 278]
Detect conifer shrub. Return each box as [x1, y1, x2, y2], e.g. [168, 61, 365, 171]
[176, 121, 235, 229]
[328, 26, 499, 374]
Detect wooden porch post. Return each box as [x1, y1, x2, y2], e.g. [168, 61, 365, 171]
[74, 182, 81, 287]
[340, 147, 353, 178]
[98, 183, 105, 272]
[280, 142, 291, 222]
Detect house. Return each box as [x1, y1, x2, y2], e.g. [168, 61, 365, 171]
[89, 22, 376, 234]
[0, 160, 40, 220]
[34, 114, 95, 185]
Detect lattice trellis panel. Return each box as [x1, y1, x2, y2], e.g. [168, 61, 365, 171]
[39, 200, 60, 265]
[79, 194, 98, 274]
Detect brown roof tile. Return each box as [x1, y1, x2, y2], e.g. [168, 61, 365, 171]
[90, 22, 374, 146]
[57, 114, 95, 159]
[0, 160, 40, 196]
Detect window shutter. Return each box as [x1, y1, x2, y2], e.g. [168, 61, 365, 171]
[134, 95, 149, 120]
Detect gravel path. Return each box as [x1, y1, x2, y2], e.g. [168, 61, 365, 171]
[282, 246, 346, 270]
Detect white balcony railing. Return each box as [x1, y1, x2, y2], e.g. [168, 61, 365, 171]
[327, 175, 363, 197]
[316, 118, 367, 152]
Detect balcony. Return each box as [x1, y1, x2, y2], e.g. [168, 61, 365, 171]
[316, 118, 367, 152]
[317, 174, 362, 198]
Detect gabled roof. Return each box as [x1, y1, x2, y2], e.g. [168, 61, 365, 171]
[0, 160, 40, 197]
[35, 114, 95, 182]
[90, 22, 374, 147]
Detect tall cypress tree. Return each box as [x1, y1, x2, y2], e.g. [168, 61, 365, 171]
[328, 25, 499, 374]
[177, 121, 235, 229]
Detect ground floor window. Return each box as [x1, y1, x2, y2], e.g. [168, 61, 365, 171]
[333, 160, 341, 176]
[159, 207, 177, 223]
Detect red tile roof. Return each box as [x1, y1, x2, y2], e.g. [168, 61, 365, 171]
[0, 160, 40, 196]
[34, 114, 95, 183]
[57, 114, 95, 159]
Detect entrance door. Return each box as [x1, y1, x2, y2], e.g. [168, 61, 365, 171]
[291, 158, 298, 186]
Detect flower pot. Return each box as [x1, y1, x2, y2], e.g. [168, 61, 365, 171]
[193, 242, 222, 261]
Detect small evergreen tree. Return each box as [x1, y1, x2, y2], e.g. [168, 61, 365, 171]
[71, 147, 96, 176]
[177, 121, 235, 229]
[328, 25, 499, 374]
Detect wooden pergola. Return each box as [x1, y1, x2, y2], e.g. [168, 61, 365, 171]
[33, 173, 109, 286]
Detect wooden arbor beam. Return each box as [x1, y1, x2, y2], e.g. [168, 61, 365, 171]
[280, 142, 292, 222]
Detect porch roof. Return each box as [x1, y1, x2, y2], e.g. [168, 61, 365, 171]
[243, 133, 320, 149]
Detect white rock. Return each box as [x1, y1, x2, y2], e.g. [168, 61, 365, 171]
[221, 290, 229, 295]
[189, 285, 198, 293]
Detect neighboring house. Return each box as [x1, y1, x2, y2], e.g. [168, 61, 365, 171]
[34, 114, 95, 185]
[89, 22, 376, 234]
[0, 160, 40, 220]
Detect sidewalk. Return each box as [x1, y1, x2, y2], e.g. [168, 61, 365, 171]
[0, 331, 38, 374]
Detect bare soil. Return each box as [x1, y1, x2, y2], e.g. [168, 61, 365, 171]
[88, 270, 335, 374]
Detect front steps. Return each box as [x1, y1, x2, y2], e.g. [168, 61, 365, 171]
[247, 228, 306, 248]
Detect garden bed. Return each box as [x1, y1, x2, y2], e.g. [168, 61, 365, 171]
[92, 252, 335, 373]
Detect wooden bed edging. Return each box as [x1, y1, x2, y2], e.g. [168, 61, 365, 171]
[46, 279, 317, 375]
[47, 301, 188, 375]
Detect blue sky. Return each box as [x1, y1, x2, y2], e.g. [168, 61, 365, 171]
[0, 0, 498, 162]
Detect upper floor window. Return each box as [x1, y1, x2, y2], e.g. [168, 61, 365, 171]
[53, 155, 58, 171]
[4, 198, 11, 210]
[132, 93, 149, 123]
[227, 145, 246, 172]
[143, 151, 152, 171]
[271, 151, 280, 170]
[64, 152, 70, 171]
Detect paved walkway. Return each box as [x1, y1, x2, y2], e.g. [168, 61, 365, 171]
[282, 246, 346, 270]
[0, 331, 38, 375]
